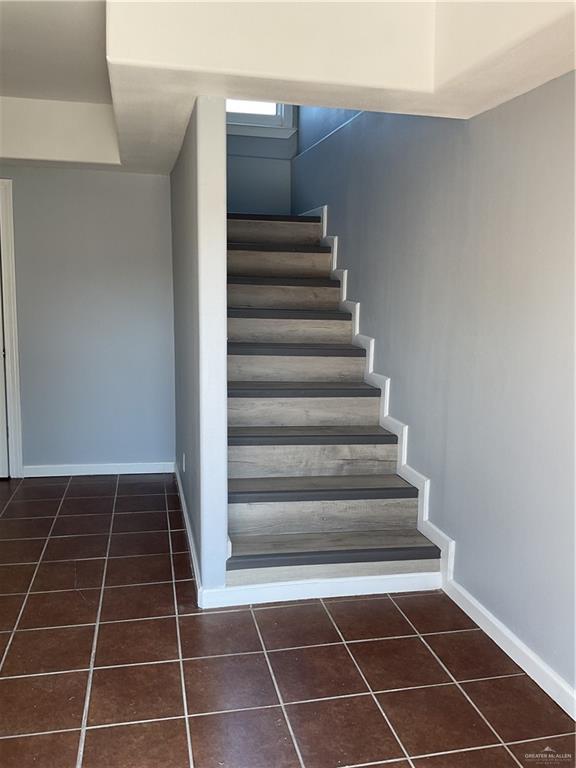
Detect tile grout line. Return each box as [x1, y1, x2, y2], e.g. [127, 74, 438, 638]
[166, 482, 195, 768]
[249, 607, 307, 768]
[0, 574, 193, 597]
[74, 474, 119, 768]
[319, 597, 417, 768]
[387, 594, 526, 768]
[0, 477, 70, 672]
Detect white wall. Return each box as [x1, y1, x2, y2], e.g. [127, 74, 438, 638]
[0, 164, 175, 470]
[292, 73, 575, 690]
[170, 97, 228, 590]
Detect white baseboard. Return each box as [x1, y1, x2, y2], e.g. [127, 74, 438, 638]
[200, 571, 442, 609]
[445, 578, 576, 718]
[22, 461, 175, 477]
[174, 466, 202, 591]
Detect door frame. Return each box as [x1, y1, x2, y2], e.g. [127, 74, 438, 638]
[0, 179, 23, 477]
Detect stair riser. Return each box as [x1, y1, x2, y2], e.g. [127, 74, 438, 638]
[227, 284, 340, 309]
[228, 355, 365, 382]
[228, 318, 352, 344]
[229, 499, 418, 536]
[228, 396, 380, 427]
[228, 251, 332, 278]
[228, 220, 322, 245]
[228, 444, 397, 478]
[227, 559, 440, 586]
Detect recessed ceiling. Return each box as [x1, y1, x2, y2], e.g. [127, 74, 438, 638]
[0, 0, 111, 103]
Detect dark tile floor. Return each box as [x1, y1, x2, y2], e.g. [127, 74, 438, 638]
[0, 474, 574, 768]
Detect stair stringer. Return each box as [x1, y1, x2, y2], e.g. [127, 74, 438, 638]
[325, 215, 455, 587]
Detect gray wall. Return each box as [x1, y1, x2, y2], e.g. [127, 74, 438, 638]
[298, 107, 360, 153]
[227, 133, 296, 214]
[0, 164, 175, 468]
[292, 73, 575, 686]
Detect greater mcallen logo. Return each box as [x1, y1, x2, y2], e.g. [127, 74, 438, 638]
[523, 745, 574, 763]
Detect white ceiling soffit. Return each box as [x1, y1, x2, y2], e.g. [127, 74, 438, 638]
[0, 0, 111, 104]
[107, 1, 575, 173]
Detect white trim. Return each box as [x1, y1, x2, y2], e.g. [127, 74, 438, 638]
[444, 578, 576, 718]
[200, 571, 442, 609]
[0, 179, 23, 478]
[175, 464, 202, 590]
[22, 462, 175, 478]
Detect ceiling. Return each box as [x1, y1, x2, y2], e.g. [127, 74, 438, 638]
[0, 0, 111, 103]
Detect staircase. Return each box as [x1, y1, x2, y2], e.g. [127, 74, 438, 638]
[226, 213, 440, 585]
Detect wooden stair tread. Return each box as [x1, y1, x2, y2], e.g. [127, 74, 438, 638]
[228, 381, 380, 398]
[228, 213, 321, 223]
[228, 242, 331, 253]
[228, 425, 396, 445]
[228, 307, 350, 320]
[228, 275, 339, 287]
[228, 473, 416, 502]
[227, 343, 365, 357]
[227, 530, 440, 569]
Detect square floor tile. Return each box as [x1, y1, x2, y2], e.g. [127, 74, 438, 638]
[184, 653, 278, 714]
[169, 508, 184, 529]
[0, 730, 80, 768]
[392, 593, 477, 633]
[100, 582, 175, 621]
[0, 518, 53, 539]
[1, 499, 60, 518]
[43, 534, 109, 561]
[81, 718, 190, 768]
[425, 630, 522, 681]
[508, 735, 576, 767]
[325, 596, 416, 641]
[88, 662, 184, 725]
[0, 563, 36, 594]
[109, 531, 170, 557]
[254, 604, 341, 650]
[115, 495, 167, 513]
[1, 625, 95, 675]
[287, 695, 403, 768]
[350, 636, 451, 691]
[0, 631, 10, 655]
[175, 580, 198, 614]
[377, 684, 497, 755]
[112, 511, 168, 533]
[105, 553, 173, 586]
[463, 675, 575, 742]
[269, 644, 367, 702]
[173, 552, 193, 580]
[19, 589, 100, 628]
[51, 514, 112, 536]
[171, 530, 188, 553]
[59, 497, 114, 516]
[95, 617, 178, 666]
[0, 593, 25, 630]
[413, 746, 518, 766]
[167, 493, 182, 510]
[69, 475, 116, 484]
[189, 707, 299, 768]
[31, 559, 105, 591]
[0, 539, 45, 564]
[117, 481, 165, 496]
[66, 481, 116, 498]
[12, 485, 65, 501]
[179, 611, 261, 658]
[0, 671, 88, 735]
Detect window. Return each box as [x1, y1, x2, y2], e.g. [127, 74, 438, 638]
[226, 99, 295, 138]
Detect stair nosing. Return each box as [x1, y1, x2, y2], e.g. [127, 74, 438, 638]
[227, 343, 365, 358]
[228, 308, 351, 321]
[228, 242, 331, 253]
[228, 426, 396, 445]
[227, 275, 339, 288]
[228, 381, 380, 398]
[227, 213, 321, 223]
[227, 544, 440, 570]
[228, 475, 416, 503]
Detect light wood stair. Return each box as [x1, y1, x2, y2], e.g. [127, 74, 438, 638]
[226, 213, 440, 583]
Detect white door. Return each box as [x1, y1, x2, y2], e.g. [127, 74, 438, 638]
[0, 265, 10, 477]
